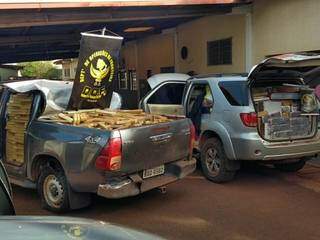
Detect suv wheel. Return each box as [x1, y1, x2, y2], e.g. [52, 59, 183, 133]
[274, 159, 306, 172]
[200, 138, 236, 183]
[38, 166, 70, 212]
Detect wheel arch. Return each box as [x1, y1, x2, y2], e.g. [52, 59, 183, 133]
[199, 129, 236, 160]
[30, 154, 65, 182]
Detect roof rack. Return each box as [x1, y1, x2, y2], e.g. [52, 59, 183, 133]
[193, 73, 248, 79]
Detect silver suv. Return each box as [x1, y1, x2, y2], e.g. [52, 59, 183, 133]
[141, 54, 320, 182]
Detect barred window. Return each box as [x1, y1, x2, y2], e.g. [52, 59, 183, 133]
[207, 38, 232, 66]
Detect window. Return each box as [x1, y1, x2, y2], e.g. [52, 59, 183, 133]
[207, 38, 232, 66]
[129, 70, 138, 91]
[219, 81, 249, 106]
[118, 70, 128, 90]
[64, 68, 70, 78]
[186, 84, 213, 116]
[148, 83, 185, 105]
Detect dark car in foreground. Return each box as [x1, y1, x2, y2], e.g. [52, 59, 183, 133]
[0, 158, 164, 240]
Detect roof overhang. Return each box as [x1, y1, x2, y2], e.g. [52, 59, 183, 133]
[0, 0, 251, 63]
[0, 1, 251, 9]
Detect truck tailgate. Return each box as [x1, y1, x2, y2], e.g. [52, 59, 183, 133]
[119, 118, 191, 173]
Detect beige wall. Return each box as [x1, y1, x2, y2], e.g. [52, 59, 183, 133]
[121, 41, 137, 70]
[137, 33, 175, 79]
[176, 14, 246, 74]
[121, 14, 247, 78]
[252, 0, 320, 64]
[122, 0, 320, 78]
[122, 33, 175, 80]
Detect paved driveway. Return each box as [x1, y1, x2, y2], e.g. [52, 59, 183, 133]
[12, 163, 320, 240]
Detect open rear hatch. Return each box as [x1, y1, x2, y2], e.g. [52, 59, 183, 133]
[248, 53, 320, 141]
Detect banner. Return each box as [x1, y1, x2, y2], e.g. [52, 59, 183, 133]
[67, 29, 123, 110]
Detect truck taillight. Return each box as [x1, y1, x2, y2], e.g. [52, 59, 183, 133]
[240, 112, 258, 127]
[95, 137, 122, 171]
[189, 124, 196, 157]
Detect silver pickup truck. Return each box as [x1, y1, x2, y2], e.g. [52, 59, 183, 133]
[0, 80, 196, 212]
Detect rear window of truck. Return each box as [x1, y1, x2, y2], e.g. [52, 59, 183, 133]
[219, 81, 249, 106]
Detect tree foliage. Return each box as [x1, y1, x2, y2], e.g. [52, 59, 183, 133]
[20, 61, 62, 79]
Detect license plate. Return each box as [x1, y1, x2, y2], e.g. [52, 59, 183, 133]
[143, 165, 165, 179]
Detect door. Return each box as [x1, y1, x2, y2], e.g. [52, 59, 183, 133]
[143, 82, 186, 115]
[2, 91, 39, 179]
[185, 82, 213, 135]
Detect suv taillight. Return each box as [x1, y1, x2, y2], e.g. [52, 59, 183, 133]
[240, 112, 258, 127]
[189, 124, 196, 158]
[95, 137, 122, 171]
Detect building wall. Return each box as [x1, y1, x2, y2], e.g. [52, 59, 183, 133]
[112, 0, 320, 81]
[61, 59, 78, 80]
[176, 14, 246, 75]
[136, 33, 175, 79]
[121, 13, 247, 79]
[121, 41, 137, 70]
[0, 68, 18, 81]
[252, 0, 320, 63]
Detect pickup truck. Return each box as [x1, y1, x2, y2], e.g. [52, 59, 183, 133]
[0, 80, 196, 212]
[141, 54, 320, 183]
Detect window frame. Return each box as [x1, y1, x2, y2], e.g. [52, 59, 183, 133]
[185, 82, 214, 116]
[118, 70, 128, 90]
[207, 37, 232, 66]
[144, 81, 187, 106]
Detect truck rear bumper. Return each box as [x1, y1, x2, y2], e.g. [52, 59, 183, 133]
[97, 158, 196, 199]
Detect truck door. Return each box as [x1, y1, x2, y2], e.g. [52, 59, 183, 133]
[142, 81, 186, 115]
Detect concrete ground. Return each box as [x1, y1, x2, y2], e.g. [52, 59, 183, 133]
[12, 162, 320, 240]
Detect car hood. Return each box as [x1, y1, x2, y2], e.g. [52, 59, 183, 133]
[0, 216, 164, 240]
[147, 73, 190, 89]
[248, 53, 320, 85]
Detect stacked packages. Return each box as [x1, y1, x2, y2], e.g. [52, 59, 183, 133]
[6, 94, 32, 166]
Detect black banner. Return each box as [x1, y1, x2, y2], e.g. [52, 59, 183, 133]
[67, 30, 123, 110]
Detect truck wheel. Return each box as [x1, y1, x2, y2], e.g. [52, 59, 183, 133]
[38, 166, 70, 212]
[200, 138, 236, 183]
[274, 159, 306, 172]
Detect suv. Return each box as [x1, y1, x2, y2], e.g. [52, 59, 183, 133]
[141, 54, 320, 183]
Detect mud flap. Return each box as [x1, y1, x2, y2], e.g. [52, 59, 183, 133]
[67, 185, 92, 210]
[226, 159, 240, 171]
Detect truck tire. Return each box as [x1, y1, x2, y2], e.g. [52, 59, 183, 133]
[200, 138, 236, 183]
[274, 159, 306, 172]
[37, 166, 70, 212]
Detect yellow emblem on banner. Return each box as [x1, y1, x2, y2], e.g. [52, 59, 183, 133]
[90, 58, 110, 86]
[79, 49, 115, 102]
